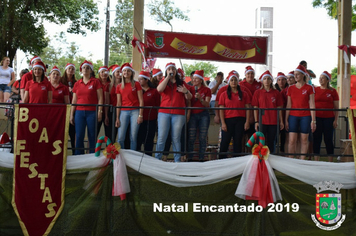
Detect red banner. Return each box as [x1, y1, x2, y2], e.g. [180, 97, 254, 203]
[145, 30, 268, 64]
[12, 104, 70, 236]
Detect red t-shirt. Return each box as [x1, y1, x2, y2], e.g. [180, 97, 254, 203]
[191, 86, 212, 114]
[109, 85, 117, 106]
[216, 85, 252, 104]
[252, 89, 283, 125]
[142, 88, 160, 120]
[281, 87, 288, 108]
[25, 80, 52, 104]
[239, 79, 261, 96]
[13, 80, 19, 89]
[287, 84, 315, 117]
[98, 79, 110, 101]
[314, 87, 339, 118]
[72, 77, 102, 111]
[219, 90, 251, 118]
[158, 81, 189, 115]
[51, 83, 69, 104]
[116, 81, 142, 111]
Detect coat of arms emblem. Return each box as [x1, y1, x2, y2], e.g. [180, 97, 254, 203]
[153, 34, 165, 49]
[311, 180, 346, 230]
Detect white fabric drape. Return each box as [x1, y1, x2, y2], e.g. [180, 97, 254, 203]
[1, 150, 356, 189]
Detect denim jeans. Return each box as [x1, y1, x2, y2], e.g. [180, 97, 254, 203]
[117, 109, 140, 150]
[155, 112, 185, 162]
[188, 111, 210, 160]
[74, 110, 96, 155]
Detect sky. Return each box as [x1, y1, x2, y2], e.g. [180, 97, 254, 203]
[16, 0, 356, 83]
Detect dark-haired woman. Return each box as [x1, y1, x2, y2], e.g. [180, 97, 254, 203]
[219, 71, 250, 159]
[252, 71, 284, 153]
[313, 71, 339, 162]
[155, 62, 192, 162]
[23, 61, 52, 103]
[50, 66, 69, 104]
[136, 71, 160, 155]
[285, 65, 315, 160]
[97, 66, 111, 137]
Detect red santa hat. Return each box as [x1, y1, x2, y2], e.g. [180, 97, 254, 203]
[245, 66, 255, 75]
[165, 62, 176, 72]
[232, 70, 240, 78]
[65, 63, 76, 71]
[258, 70, 273, 82]
[227, 71, 239, 83]
[178, 68, 185, 78]
[276, 72, 287, 80]
[0, 132, 10, 144]
[321, 71, 331, 81]
[193, 70, 204, 80]
[29, 55, 42, 66]
[295, 64, 308, 76]
[80, 60, 93, 72]
[287, 71, 295, 77]
[152, 68, 162, 78]
[50, 66, 61, 75]
[120, 62, 135, 72]
[98, 66, 109, 73]
[109, 64, 121, 74]
[32, 61, 47, 72]
[139, 71, 151, 80]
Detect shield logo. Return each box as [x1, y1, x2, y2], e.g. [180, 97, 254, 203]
[315, 193, 341, 225]
[154, 36, 165, 49]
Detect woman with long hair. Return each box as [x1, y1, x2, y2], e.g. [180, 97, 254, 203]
[115, 63, 143, 150]
[252, 70, 284, 153]
[23, 61, 52, 103]
[155, 62, 192, 162]
[219, 71, 250, 159]
[97, 66, 111, 137]
[49, 66, 69, 104]
[274, 72, 288, 92]
[61, 63, 77, 151]
[151, 68, 163, 88]
[313, 71, 339, 161]
[285, 65, 316, 159]
[0, 56, 15, 103]
[70, 60, 103, 155]
[136, 71, 160, 155]
[187, 70, 211, 161]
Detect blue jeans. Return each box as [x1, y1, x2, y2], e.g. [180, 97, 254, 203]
[155, 113, 185, 162]
[75, 110, 96, 155]
[117, 109, 140, 150]
[188, 111, 210, 160]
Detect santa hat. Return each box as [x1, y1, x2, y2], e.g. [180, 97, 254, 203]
[321, 71, 331, 81]
[295, 64, 308, 76]
[29, 56, 41, 66]
[258, 70, 273, 82]
[120, 63, 135, 73]
[109, 64, 121, 74]
[178, 68, 185, 78]
[98, 66, 109, 73]
[232, 70, 240, 78]
[0, 132, 10, 144]
[65, 63, 76, 71]
[50, 66, 61, 75]
[193, 70, 204, 80]
[152, 68, 162, 78]
[80, 60, 93, 72]
[165, 62, 176, 72]
[287, 71, 295, 77]
[139, 71, 151, 80]
[276, 72, 287, 80]
[245, 66, 255, 75]
[32, 61, 47, 72]
[227, 71, 239, 83]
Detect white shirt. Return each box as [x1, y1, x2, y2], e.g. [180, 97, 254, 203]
[0, 66, 14, 85]
[208, 79, 227, 101]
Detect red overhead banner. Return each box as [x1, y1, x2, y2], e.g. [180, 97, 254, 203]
[12, 104, 70, 236]
[145, 30, 268, 64]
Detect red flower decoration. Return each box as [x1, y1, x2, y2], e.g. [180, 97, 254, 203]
[103, 143, 120, 160]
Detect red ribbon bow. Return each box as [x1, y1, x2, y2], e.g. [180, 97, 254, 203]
[104, 143, 119, 160]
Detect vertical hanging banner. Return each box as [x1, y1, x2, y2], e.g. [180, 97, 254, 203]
[12, 104, 70, 236]
[347, 109, 356, 173]
[145, 30, 268, 64]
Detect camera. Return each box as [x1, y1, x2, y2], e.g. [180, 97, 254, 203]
[169, 73, 173, 76]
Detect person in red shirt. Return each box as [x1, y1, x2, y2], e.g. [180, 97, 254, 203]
[50, 66, 69, 104]
[136, 71, 160, 156]
[23, 61, 52, 104]
[155, 62, 192, 162]
[187, 70, 211, 161]
[313, 71, 339, 161]
[285, 64, 316, 159]
[252, 70, 284, 153]
[115, 63, 144, 150]
[97, 66, 111, 137]
[20, 56, 44, 100]
[70, 60, 103, 155]
[151, 68, 163, 88]
[219, 71, 251, 159]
